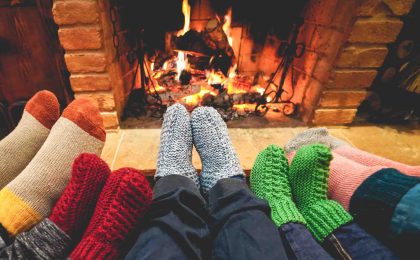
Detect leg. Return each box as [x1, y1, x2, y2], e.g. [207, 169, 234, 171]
[208, 178, 288, 260]
[126, 175, 210, 260]
[323, 222, 397, 260]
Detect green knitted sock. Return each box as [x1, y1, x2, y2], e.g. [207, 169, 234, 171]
[289, 144, 352, 242]
[251, 145, 306, 227]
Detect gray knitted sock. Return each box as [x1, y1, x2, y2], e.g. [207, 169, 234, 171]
[155, 103, 198, 186]
[284, 127, 350, 154]
[191, 107, 244, 193]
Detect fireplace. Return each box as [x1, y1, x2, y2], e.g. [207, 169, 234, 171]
[51, 0, 414, 128]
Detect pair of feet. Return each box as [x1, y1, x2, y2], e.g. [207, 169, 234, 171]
[155, 104, 244, 193]
[251, 144, 352, 242]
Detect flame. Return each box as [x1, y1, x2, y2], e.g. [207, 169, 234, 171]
[222, 8, 233, 47]
[176, 0, 191, 80]
[207, 70, 226, 85]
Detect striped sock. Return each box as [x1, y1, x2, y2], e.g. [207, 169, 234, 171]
[0, 90, 59, 189]
[0, 98, 106, 236]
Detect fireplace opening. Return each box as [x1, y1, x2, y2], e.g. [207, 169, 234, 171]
[117, 0, 308, 124]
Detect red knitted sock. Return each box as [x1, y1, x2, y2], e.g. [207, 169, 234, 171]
[70, 168, 153, 260]
[49, 154, 110, 241]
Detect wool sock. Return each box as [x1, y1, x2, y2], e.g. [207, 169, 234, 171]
[155, 103, 198, 185]
[284, 127, 348, 154]
[288, 144, 352, 242]
[0, 98, 106, 236]
[70, 167, 153, 260]
[328, 153, 383, 210]
[49, 153, 111, 241]
[0, 90, 60, 189]
[334, 145, 420, 176]
[250, 145, 306, 227]
[191, 106, 244, 193]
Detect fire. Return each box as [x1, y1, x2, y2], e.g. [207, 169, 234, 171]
[176, 0, 191, 80]
[222, 8, 233, 47]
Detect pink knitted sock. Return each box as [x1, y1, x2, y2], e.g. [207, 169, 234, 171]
[334, 146, 420, 176]
[287, 151, 383, 211]
[328, 153, 384, 210]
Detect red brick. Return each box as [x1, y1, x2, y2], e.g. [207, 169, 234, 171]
[58, 27, 102, 50]
[383, 0, 415, 16]
[328, 69, 378, 89]
[336, 46, 389, 68]
[312, 108, 357, 125]
[294, 51, 318, 76]
[359, 0, 382, 16]
[100, 112, 119, 129]
[65, 53, 107, 73]
[75, 91, 116, 112]
[53, 1, 99, 25]
[318, 90, 368, 107]
[70, 74, 111, 92]
[348, 19, 404, 43]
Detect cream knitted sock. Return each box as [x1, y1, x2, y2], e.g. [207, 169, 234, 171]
[0, 90, 60, 189]
[0, 98, 106, 236]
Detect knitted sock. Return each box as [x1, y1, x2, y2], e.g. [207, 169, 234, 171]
[191, 106, 244, 193]
[0, 90, 60, 189]
[250, 145, 306, 227]
[284, 127, 348, 154]
[0, 98, 105, 236]
[334, 145, 420, 176]
[70, 168, 153, 260]
[49, 153, 110, 241]
[155, 103, 198, 185]
[328, 153, 383, 210]
[289, 144, 352, 242]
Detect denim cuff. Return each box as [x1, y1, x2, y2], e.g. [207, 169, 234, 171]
[208, 178, 248, 205]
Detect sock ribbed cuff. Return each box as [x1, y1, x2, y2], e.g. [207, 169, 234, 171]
[70, 235, 118, 260]
[270, 199, 306, 227]
[301, 200, 352, 242]
[0, 188, 42, 236]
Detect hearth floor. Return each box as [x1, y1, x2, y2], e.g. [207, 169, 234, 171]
[102, 124, 420, 175]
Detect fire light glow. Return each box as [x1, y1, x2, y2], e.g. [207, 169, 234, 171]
[176, 0, 191, 80]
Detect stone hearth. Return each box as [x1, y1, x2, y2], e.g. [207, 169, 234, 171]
[52, 0, 415, 129]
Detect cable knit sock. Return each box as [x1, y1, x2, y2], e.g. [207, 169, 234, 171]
[49, 153, 111, 241]
[328, 153, 383, 210]
[289, 144, 352, 242]
[334, 145, 420, 176]
[0, 90, 59, 189]
[70, 168, 153, 260]
[155, 103, 198, 185]
[251, 145, 306, 227]
[0, 99, 105, 236]
[284, 127, 348, 154]
[191, 106, 244, 193]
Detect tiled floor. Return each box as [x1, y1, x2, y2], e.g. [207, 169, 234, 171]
[102, 125, 420, 174]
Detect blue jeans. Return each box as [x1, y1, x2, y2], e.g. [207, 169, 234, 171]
[323, 222, 397, 260]
[125, 175, 288, 260]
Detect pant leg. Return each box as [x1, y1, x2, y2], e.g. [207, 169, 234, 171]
[207, 178, 288, 260]
[0, 219, 72, 260]
[279, 223, 333, 260]
[323, 222, 397, 260]
[125, 175, 210, 260]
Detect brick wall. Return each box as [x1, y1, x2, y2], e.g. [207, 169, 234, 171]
[52, 0, 127, 129]
[295, 0, 415, 125]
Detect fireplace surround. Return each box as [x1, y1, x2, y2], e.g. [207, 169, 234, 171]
[51, 0, 415, 129]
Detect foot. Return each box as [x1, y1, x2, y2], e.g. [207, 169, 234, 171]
[288, 144, 352, 242]
[191, 107, 244, 193]
[251, 145, 306, 227]
[155, 103, 198, 185]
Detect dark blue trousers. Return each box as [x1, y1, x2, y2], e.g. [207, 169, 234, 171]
[125, 175, 288, 260]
